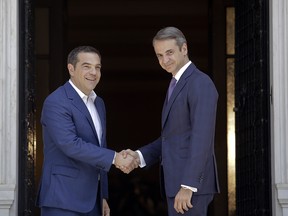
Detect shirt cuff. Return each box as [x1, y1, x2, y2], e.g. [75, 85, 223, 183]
[112, 152, 116, 164]
[181, 184, 198, 192]
[136, 150, 146, 168]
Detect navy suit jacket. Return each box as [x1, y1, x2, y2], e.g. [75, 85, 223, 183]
[140, 63, 220, 197]
[36, 81, 115, 213]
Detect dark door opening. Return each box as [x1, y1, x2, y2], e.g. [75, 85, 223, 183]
[31, 0, 229, 215]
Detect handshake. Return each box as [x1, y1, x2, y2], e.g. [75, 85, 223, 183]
[114, 149, 140, 174]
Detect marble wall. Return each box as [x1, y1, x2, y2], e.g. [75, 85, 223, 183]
[270, 0, 288, 215]
[0, 0, 18, 215]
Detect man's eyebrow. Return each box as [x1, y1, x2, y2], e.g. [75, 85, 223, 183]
[165, 49, 173, 53]
[80, 62, 101, 67]
[156, 49, 173, 56]
[81, 62, 92, 66]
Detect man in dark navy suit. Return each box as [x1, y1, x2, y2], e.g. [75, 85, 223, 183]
[36, 46, 138, 216]
[125, 27, 220, 216]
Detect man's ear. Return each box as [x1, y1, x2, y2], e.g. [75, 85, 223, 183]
[67, 64, 74, 75]
[181, 43, 188, 55]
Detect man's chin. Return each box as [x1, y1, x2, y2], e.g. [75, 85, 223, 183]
[165, 70, 174, 74]
[165, 66, 174, 73]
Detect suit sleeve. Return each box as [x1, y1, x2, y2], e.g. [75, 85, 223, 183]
[139, 137, 162, 167]
[181, 76, 218, 188]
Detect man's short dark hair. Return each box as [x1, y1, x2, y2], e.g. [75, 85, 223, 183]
[67, 46, 101, 67]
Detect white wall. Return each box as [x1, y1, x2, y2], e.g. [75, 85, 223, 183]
[270, 0, 288, 215]
[0, 0, 18, 215]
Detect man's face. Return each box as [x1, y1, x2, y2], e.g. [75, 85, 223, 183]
[68, 52, 101, 95]
[153, 39, 188, 76]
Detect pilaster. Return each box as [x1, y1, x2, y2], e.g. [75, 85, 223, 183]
[270, 0, 288, 215]
[0, 0, 18, 215]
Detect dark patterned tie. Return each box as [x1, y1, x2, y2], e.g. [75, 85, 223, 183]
[168, 77, 177, 101]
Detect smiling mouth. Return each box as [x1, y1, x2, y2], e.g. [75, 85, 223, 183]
[86, 78, 96, 81]
[165, 64, 173, 69]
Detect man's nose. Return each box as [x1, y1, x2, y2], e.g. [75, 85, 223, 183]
[90, 67, 98, 75]
[163, 55, 169, 64]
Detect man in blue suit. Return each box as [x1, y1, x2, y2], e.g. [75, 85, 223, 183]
[125, 27, 220, 215]
[36, 46, 138, 216]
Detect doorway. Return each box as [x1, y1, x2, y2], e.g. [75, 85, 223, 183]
[31, 0, 229, 215]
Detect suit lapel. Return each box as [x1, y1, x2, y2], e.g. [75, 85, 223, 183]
[161, 63, 195, 128]
[95, 97, 105, 144]
[161, 80, 186, 127]
[64, 82, 99, 139]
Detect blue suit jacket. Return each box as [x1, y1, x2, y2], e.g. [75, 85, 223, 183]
[36, 81, 115, 213]
[140, 63, 220, 197]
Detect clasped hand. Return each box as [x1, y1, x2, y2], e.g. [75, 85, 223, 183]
[114, 149, 140, 174]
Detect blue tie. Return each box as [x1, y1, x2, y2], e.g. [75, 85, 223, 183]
[168, 77, 177, 101]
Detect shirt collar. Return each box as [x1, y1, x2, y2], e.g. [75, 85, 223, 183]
[69, 79, 97, 104]
[174, 61, 192, 82]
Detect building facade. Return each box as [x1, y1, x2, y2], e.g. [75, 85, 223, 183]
[0, 0, 288, 215]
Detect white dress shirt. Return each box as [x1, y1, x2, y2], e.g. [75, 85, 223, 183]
[69, 80, 102, 145]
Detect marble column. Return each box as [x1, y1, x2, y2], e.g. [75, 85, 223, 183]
[0, 0, 18, 216]
[270, 0, 288, 215]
